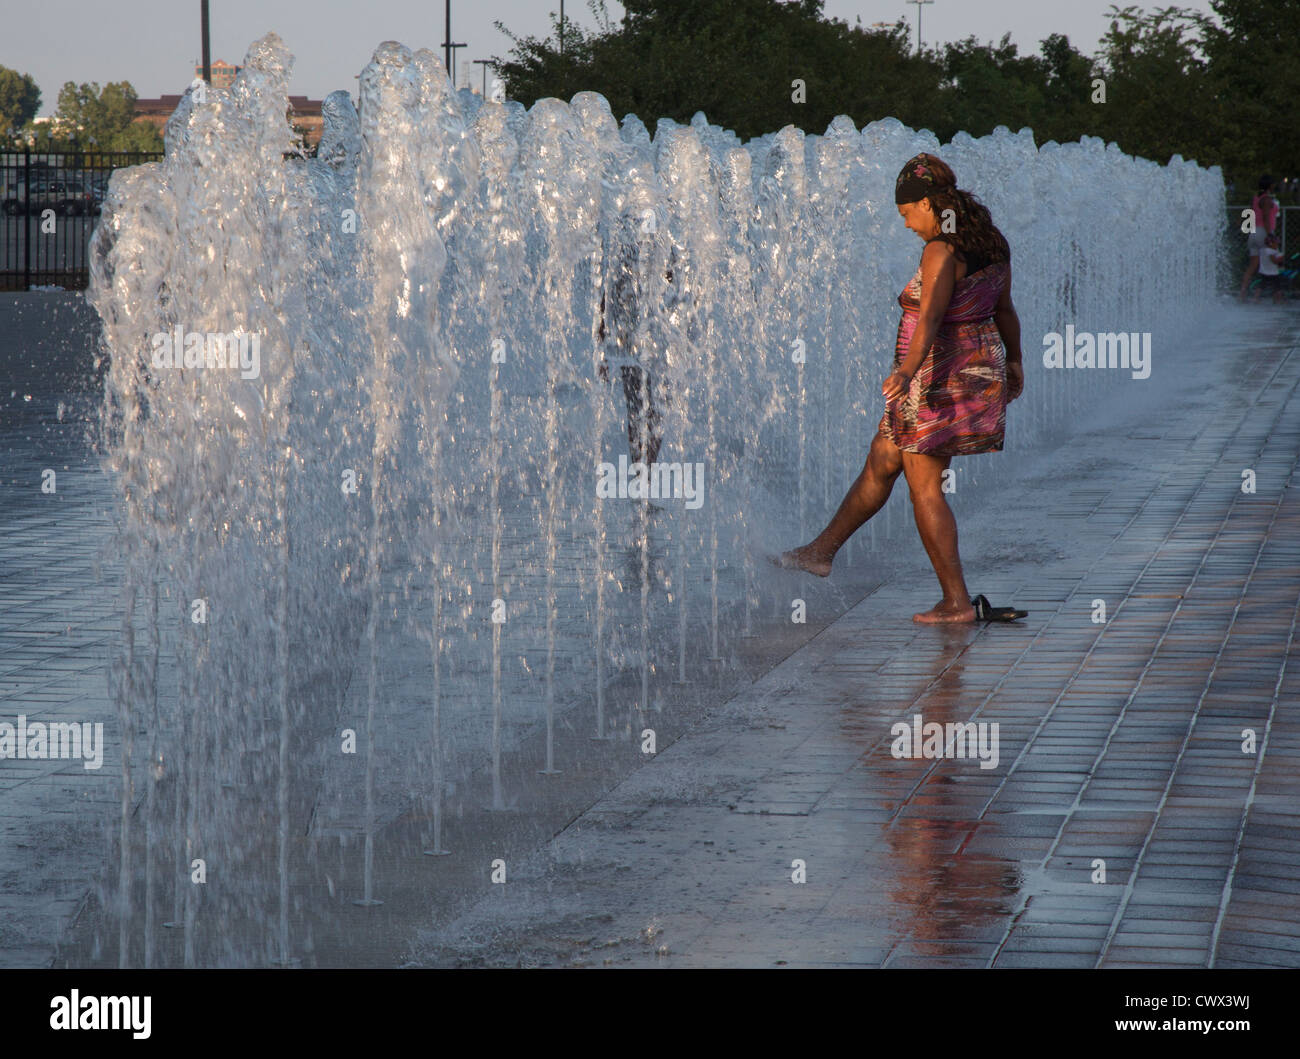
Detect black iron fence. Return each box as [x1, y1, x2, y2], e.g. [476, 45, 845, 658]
[4, 153, 1288, 296]
[1, 150, 163, 291]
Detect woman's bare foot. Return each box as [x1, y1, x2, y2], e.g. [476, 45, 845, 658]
[771, 544, 833, 577]
[913, 598, 977, 624]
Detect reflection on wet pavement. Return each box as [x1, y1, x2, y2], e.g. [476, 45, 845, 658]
[413, 306, 1300, 967]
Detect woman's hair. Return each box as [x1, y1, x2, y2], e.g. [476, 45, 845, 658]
[899, 153, 1011, 265]
[1258, 174, 1274, 192]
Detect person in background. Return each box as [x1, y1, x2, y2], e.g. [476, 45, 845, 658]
[1240, 174, 1279, 300]
[1255, 231, 1286, 304]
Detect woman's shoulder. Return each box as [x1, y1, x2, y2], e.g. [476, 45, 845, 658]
[921, 238, 958, 265]
[922, 238, 1011, 260]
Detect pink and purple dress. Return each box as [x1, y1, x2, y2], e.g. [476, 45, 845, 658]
[879, 252, 1010, 456]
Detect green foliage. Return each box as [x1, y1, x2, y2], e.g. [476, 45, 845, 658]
[493, 0, 1295, 194]
[109, 118, 165, 153]
[1194, 0, 1300, 191]
[933, 35, 1049, 141]
[1091, 7, 1215, 166]
[55, 81, 133, 148]
[493, 0, 938, 141]
[0, 66, 41, 143]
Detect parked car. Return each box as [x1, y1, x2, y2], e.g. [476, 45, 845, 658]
[87, 174, 109, 208]
[47, 177, 97, 215]
[1, 178, 97, 215]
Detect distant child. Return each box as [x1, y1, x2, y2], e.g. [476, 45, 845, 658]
[1256, 232, 1286, 304]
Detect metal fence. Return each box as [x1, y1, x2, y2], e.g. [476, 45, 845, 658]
[3, 158, 1289, 294]
[1, 150, 163, 291]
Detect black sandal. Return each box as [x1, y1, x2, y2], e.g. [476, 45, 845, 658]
[972, 594, 1028, 622]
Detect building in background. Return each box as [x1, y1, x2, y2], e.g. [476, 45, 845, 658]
[134, 91, 323, 148]
[195, 59, 242, 89]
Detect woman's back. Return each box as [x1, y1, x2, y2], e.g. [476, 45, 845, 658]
[957, 247, 990, 279]
[1252, 191, 1278, 233]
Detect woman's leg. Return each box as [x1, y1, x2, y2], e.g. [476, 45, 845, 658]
[776, 430, 903, 575]
[902, 450, 975, 623]
[1239, 253, 1259, 299]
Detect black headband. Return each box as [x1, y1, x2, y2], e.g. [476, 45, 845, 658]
[895, 155, 953, 204]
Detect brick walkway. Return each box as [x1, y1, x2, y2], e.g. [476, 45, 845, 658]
[1, 294, 881, 968]
[4, 296, 1299, 968]
[414, 303, 1300, 968]
[0, 294, 122, 967]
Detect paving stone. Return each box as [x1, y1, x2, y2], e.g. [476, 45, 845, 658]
[9, 297, 1300, 968]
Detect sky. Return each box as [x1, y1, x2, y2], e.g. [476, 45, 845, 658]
[8, 0, 1218, 116]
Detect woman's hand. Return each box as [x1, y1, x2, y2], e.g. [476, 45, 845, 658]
[882, 370, 912, 402]
[1006, 362, 1023, 402]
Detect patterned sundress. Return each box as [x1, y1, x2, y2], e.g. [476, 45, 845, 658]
[879, 249, 1010, 456]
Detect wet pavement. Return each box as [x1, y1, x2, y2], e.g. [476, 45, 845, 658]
[411, 300, 1300, 968]
[1, 292, 883, 969]
[3, 293, 1299, 968]
[0, 294, 121, 968]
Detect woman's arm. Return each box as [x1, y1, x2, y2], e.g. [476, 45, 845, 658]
[883, 240, 955, 400]
[992, 266, 1021, 362]
[993, 263, 1024, 401]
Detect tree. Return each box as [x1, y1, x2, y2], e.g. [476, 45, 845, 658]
[1027, 33, 1100, 146]
[934, 35, 1048, 142]
[493, 0, 935, 141]
[109, 118, 165, 153]
[1092, 6, 1218, 168]
[492, 0, 1291, 197]
[1193, 0, 1300, 190]
[0, 66, 41, 143]
[53, 80, 160, 151]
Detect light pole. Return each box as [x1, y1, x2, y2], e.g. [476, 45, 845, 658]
[441, 1, 466, 81]
[906, 0, 934, 55]
[199, 0, 211, 83]
[473, 59, 494, 97]
[448, 43, 467, 84]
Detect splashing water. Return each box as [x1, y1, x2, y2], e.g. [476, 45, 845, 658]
[86, 33, 1223, 966]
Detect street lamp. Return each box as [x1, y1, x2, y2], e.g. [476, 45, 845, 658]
[906, 0, 934, 55]
[472, 59, 494, 98]
[441, 1, 466, 81]
[199, 0, 211, 83]
[447, 43, 467, 85]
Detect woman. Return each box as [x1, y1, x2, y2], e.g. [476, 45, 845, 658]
[1239, 175, 1279, 301]
[777, 153, 1025, 623]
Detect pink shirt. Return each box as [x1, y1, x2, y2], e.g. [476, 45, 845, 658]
[1252, 193, 1279, 234]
